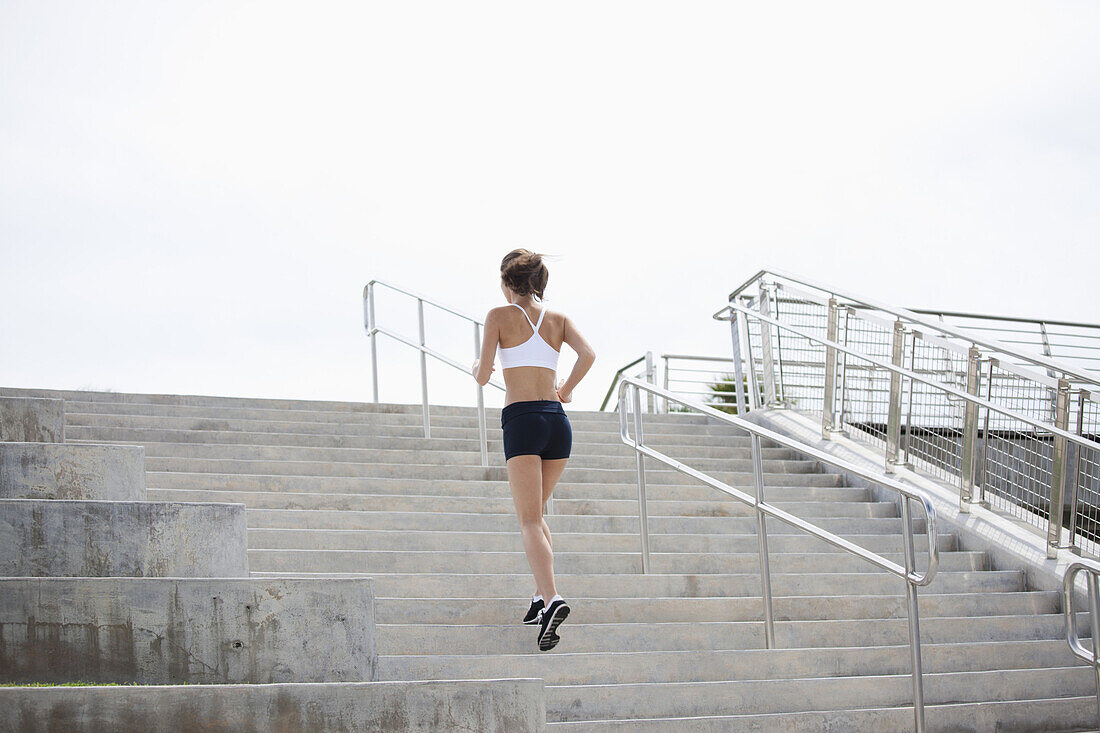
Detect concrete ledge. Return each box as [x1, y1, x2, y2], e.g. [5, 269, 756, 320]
[0, 397, 64, 442]
[0, 577, 376, 684]
[0, 499, 248, 577]
[0, 443, 145, 500]
[0, 679, 545, 732]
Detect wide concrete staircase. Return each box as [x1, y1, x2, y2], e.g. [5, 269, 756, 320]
[16, 387, 1100, 730]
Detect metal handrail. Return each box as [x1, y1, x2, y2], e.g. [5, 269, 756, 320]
[729, 269, 1100, 389]
[716, 302, 1100, 455]
[600, 352, 737, 413]
[618, 376, 937, 732]
[363, 280, 504, 467]
[598, 354, 652, 412]
[717, 299, 1100, 558]
[1063, 558, 1100, 727]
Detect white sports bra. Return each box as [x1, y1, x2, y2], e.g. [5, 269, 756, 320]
[498, 303, 560, 371]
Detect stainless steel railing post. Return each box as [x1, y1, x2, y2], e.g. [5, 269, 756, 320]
[741, 302, 762, 410]
[417, 298, 430, 439]
[822, 298, 839, 439]
[901, 495, 926, 733]
[759, 286, 778, 406]
[367, 283, 379, 402]
[729, 313, 749, 415]
[632, 386, 651, 574]
[661, 354, 670, 413]
[751, 432, 776, 649]
[1089, 572, 1100, 724]
[959, 346, 981, 513]
[645, 351, 656, 413]
[1047, 378, 1071, 558]
[886, 319, 906, 473]
[473, 322, 488, 469]
[1067, 390, 1086, 551]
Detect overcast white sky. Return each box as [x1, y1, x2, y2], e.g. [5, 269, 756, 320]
[2, 2, 1099, 411]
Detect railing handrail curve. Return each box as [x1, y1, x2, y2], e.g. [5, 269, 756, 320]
[365, 279, 484, 325]
[618, 375, 935, 732]
[617, 377, 939, 585]
[729, 269, 1100, 388]
[1062, 558, 1100, 726]
[598, 355, 648, 411]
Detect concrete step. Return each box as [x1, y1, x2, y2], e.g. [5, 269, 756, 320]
[0, 577, 376, 684]
[149, 471, 857, 501]
[242, 508, 924, 535]
[0, 442, 145, 501]
[0, 498, 247, 577]
[70, 427, 779, 458]
[125, 440, 801, 467]
[543, 666, 1094, 722]
[0, 679, 543, 733]
[150, 489, 878, 518]
[374, 592, 1058, 625]
[377, 638, 1079, 685]
[377, 613, 1070, 655]
[64, 412, 746, 441]
[245, 527, 952, 554]
[245, 548, 974, 575]
[68, 423, 766, 450]
[0, 396, 64, 442]
[545, 696, 1098, 732]
[259, 570, 1025, 599]
[140, 456, 823, 481]
[62, 402, 720, 430]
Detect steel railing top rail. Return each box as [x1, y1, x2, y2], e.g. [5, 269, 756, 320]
[714, 301, 1100, 458]
[365, 279, 484, 325]
[617, 376, 939, 585]
[728, 269, 1100, 389]
[368, 324, 506, 393]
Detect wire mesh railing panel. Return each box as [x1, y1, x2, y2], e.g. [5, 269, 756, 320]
[771, 297, 829, 415]
[1072, 396, 1100, 555]
[836, 312, 895, 449]
[901, 338, 965, 484]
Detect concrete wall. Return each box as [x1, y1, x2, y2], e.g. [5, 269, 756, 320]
[0, 397, 64, 443]
[0, 577, 376, 684]
[0, 499, 248, 577]
[0, 443, 145, 501]
[0, 679, 545, 733]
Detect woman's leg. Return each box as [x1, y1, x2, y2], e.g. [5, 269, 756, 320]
[507, 455, 556, 601]
[540, 458, 568, 552]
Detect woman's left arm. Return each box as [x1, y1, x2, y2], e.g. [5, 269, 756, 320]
[471, 308, 499, 386]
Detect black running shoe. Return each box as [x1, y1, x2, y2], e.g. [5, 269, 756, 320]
[537, 599, 570, 651]
[523, 598, 544, 625]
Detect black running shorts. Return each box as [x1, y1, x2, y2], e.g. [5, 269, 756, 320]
[501, 400, 572, 461]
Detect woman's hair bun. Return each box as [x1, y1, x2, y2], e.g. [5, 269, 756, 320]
[500, 249, 549, 300]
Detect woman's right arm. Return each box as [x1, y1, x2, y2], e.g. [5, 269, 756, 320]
[556, 315, 595, 403]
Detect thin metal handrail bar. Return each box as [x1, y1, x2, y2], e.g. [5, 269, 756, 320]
[618, 377, 935, 732]
[659, 353, 735, 362]
[765, 280, 1065, 389]
[1062, 558, 1100, 726]
[716, 301, 1100, 457]
[912, 308, 1100, 332]
[618, 378, 939, 584]
[366, 279, 484, 324]
[364, 280, 503, 470]
[369, 325, 507, 392]
[729, 269, 1100, 388]
[599, 355, 647, 411]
